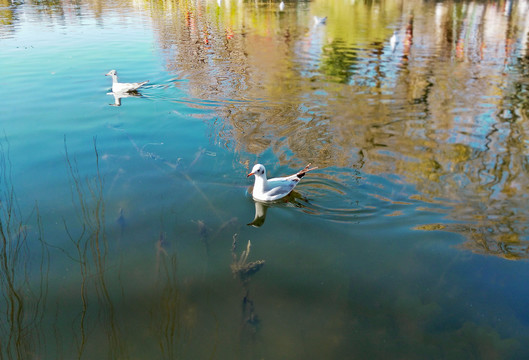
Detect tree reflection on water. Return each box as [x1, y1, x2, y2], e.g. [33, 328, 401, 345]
[3, 0, 528, 258]
[144, 0, 529, 259]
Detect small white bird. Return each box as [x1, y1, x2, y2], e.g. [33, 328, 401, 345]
[313, 16, 327, 25]
[105, 70, 149, 93]
[390, 31, 398, 52]
[279, 1, 285, 11]
[247, 163, 317, 202]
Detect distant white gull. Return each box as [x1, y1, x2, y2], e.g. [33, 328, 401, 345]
[247, 163, 317, 202]
[390, 31, 398, 52]
[313, 16, 327, 25]
[105, 70, 149, 93]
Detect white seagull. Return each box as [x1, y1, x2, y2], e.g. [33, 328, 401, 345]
[247, 163, 317, 202]
[390, 31, 398, 52]
[313, 16, 327, 25]
[105, 70, 149, 93]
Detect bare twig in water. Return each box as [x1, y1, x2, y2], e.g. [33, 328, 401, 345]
[63, 137, 127, 359]
[151, 227, 194, 360]
[110, 126, 224, 221]
[0, 136, 49, 359]
[230, 234, 265, 283]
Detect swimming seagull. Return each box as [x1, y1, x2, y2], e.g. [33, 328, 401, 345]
[390, 31, 398, 52]
[105, 70, 149, 93]
[247, 163, 317, 202]
[313, 16, 327, 25]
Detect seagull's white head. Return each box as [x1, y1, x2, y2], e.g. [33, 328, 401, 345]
[105, 70, 117, 77]
[247, 164, 266, 178]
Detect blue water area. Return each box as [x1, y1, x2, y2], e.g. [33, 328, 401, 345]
[1, 0, 529, 358]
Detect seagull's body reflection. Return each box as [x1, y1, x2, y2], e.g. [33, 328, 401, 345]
[247, 190, 307, 227]
[248, 201, 269, 227]
[107, 90, 142, 106]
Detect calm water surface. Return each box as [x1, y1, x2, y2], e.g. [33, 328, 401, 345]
[1, 0, 529, 358]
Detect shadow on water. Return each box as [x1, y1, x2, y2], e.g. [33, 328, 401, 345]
[0, 137, 49, 359]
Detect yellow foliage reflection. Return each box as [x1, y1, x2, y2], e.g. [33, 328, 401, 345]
[143, 0, 529, 258]
[2, 0, 528, 259]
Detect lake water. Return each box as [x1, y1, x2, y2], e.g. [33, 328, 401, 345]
[1, 0, 529, 358]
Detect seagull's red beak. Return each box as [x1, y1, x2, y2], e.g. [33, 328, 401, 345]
[247, 172, 254, 177]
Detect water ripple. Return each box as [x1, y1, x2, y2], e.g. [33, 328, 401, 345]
[287, 167, 435, 224]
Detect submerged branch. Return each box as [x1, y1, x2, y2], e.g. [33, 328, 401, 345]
[230, 234, 265, 283]
[0, 135, 49, 359]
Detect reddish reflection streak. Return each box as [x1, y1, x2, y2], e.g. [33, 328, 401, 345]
[402, 15, 413, 61]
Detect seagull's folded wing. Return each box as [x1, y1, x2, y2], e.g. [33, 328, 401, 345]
[265, 187, 287, 197]
[266, 181, 296, 196]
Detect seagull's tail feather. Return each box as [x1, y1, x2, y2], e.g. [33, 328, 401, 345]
[296, 163, 318, 179]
